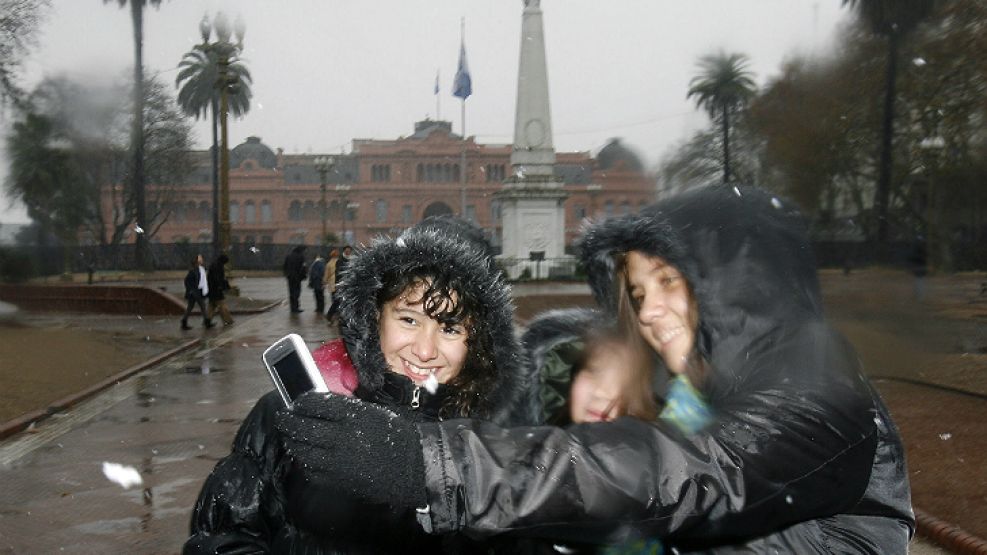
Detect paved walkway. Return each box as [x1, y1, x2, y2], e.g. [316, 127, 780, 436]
[0, 277, 966, 553]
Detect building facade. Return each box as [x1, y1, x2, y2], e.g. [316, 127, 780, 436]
[115, 120, 655, 251]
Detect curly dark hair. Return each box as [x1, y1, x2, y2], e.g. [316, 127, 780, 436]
[377, 268, 499, 420]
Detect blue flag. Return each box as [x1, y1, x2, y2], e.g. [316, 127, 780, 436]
[452, 41, 472, 100]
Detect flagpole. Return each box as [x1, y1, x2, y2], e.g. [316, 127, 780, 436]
[459, 17, 467, 219]
[436, 69, 441, 120]
[460, 96, 467, 218]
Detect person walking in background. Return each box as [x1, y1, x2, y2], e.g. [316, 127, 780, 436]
[322, 248, 339, 321]
[308, 251, 327, 313]
[282, 245, 307, 313]
[325, 245, 351, 323]
[181, 254, 213, 331]
[909, 235, 928, 301]
[206, 253, 234, 327]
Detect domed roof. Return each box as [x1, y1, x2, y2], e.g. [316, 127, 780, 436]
[596, 138, 644, 173]
[230, 136, 277, 169]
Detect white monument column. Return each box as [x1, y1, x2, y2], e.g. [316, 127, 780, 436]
[496, 0, 569, 278]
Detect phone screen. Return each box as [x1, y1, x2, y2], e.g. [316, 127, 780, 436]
[271, 350, 316, 402]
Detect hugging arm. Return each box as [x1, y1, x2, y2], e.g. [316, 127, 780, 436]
[419, 329, 879, 546]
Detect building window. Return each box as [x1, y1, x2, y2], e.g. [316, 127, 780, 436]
[574, 204, 586, 220]
[244, 235, 255, 245]
[416, 164, 424, 182]
[375, 199, 388, 223]
[491, 201, 501, 221]
[288, 200, 302, 221]
[261, 200, 272, 223]
[401, 204, 412, 224]
[485, 164, 506, 182]
[371, 164, 391, 182]
[260, 235, 273, 244]
[466, 204, 476, 223]
[198, 201, 210, 221]
[620, 201, 631, 215]
[604, 201, 614, 218]
[245, 201, 256, 224]
[229, 201, 240, 223]
[290, 233, 306, 244]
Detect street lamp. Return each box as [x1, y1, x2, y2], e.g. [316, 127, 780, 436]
[335, 184, 352, 243]
[314, 156, 335, 247]
[199, 12, 245, 256]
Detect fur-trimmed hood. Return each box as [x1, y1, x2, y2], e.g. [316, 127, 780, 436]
[577, 184, 824, 398]
[335, 220, 531, 426]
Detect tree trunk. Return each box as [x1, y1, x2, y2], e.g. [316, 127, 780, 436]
[130, 0, 150, 270]
[875, 31, 899, 249]
[721, 103, 731, 184]
[211, 96, 220, 258]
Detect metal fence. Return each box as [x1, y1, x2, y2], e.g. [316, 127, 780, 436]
[1, 239, 985, 283]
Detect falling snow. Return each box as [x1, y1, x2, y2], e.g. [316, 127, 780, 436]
[102, 462, 142, 489]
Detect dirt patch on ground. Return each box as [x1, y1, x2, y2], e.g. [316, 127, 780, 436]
[0, 316, 189, 423]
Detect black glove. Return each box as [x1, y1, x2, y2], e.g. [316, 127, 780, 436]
[275, 391, 428, 510]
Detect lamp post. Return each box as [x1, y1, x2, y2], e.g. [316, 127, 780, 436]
[335, 184, 352, 243]
[199, 12, 245, 256]
[314, 156, 335, 247]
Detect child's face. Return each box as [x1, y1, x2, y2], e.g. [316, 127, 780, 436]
[379, 283, 469, 386]
[569, 341, 635, 423]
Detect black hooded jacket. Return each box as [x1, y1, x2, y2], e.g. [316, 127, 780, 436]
[416, 185, 914, 553]
[183, 222, 532, 554]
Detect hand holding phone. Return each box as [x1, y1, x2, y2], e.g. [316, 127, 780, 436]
[263, 333, 329, 407]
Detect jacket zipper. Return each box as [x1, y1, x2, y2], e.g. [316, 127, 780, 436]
[411, 385, 421, 409]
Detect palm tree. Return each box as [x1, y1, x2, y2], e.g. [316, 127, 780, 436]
[104, 0, 166, 269]
[175, 44, 252, 254]
[687, 52, 757, 184]
[842, 0, 935, 244]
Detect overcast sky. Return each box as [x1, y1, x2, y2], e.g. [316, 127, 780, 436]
[1, 0, 853, 224]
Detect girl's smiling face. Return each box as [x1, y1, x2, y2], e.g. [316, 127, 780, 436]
[625, 251, 696, 375]
[379, 283, 469, 385]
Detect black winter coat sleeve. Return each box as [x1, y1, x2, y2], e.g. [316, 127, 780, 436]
[183, 392, 287, 555]
[417, 324, 887, 551]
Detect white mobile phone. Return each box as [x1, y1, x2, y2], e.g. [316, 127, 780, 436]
[262, 333, 329, 407]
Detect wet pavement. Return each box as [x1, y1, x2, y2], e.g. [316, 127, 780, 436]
[0, 276, 972, 554]
[0, 277, 335, 553]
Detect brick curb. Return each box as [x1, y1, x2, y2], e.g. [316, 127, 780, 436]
[0, 338, 201, 441]
[916, 508, 987, 554]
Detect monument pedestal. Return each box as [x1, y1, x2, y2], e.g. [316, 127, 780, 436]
[496, 179, 569, 280]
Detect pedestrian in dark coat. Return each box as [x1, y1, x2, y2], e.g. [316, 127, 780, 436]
[184, 217, 534, 554]
[277, 185, 914, 553]
[282, 245, 307, 313]
[206, 253, 233, 326]
[325, 245, 352, 322]
[181, 254, 213, 330]
[308, 252, 327, 313]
